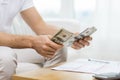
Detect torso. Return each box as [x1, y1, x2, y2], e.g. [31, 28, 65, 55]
[0, 0, 24, 33]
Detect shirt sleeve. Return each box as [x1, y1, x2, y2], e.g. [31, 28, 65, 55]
[20, 0, 34, 12]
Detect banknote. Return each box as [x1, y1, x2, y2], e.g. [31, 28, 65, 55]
[74, 27, 97, 40]
[51, 27, 97, 46]
[51, 28, 74, 45]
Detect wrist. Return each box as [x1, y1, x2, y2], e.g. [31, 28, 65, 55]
[13, 35, 36, 48]
[27, 35, 36, 48]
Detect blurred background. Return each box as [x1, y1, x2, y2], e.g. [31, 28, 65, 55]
[20, 0, 120, 61]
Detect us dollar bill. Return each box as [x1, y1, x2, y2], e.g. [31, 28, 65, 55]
[51, 27, 97, 46]
[74, 27, 97, 40]
[51, 28, 74, 46]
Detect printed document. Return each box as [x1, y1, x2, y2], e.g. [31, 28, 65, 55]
[52, 59, 120, 74]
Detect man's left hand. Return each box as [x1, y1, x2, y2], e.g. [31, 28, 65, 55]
[71, 36, 92, 50]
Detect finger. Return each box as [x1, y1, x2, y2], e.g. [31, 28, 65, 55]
[43, 54, 53, 58]
[73, 42, 84, 48]
[45, 51, 55, 58]
[79, 40, 90, 46]
[46, 54, 54, 58]
[45, 51, 55, 55]
[74, 32, 79, 35]
[41, 50, 55, 58]
[42, 45, 56, 52]
[47, 35, 53, 39]
[83, 36, 92, 41]
[71, 44, 82, 50]
[46, 41, 63, 50]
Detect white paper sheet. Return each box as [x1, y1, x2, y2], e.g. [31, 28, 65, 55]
[52, 59, 120, 74]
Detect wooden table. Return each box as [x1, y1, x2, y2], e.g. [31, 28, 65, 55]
[12, 68, 96, 80]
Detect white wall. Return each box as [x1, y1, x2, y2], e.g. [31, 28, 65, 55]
[73, 0, 120, 61]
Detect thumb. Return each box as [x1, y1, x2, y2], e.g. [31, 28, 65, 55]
[74, 32, 79, 36]
[47, 35, 53, 39]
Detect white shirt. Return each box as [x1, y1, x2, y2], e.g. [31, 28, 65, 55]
[0, 0, 33, 33]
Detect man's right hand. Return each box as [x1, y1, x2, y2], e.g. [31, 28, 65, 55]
[31, 35, 63, 58]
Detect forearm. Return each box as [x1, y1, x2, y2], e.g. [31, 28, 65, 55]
[0, 32, 34, 48]
[33, 23, 60, 35]
[21, 7, 60, 35]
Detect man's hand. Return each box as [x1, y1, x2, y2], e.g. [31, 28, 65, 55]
[71, 36, 92, 50]
[32, 35, 63, 58]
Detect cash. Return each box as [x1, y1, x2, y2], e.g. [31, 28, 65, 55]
[51, 28, 74, 45]
[75, 27, 97, 40]
[51, 27, 97, 46]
